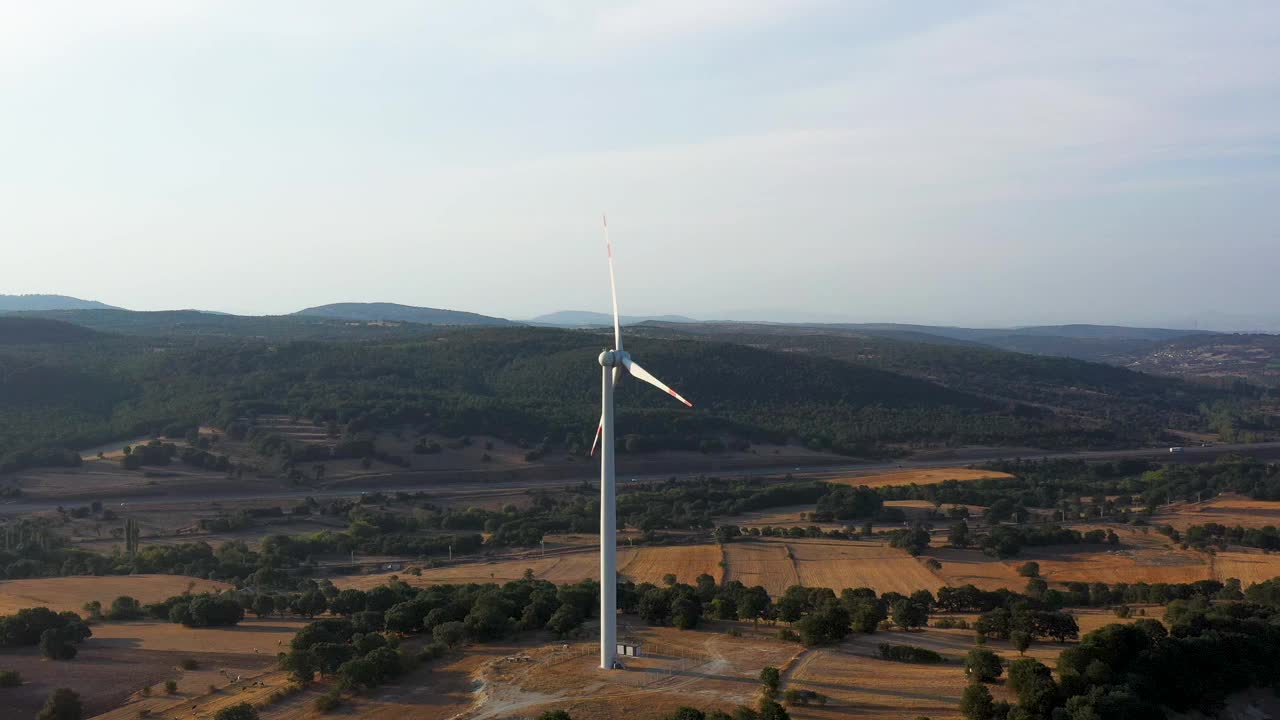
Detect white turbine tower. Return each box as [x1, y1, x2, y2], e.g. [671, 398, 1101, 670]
[592, 215, 692, 670]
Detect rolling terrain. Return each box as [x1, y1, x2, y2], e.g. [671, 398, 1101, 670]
[295, 302, 515, 326]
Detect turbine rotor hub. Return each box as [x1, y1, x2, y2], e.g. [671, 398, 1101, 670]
[599, 349, 630, 367]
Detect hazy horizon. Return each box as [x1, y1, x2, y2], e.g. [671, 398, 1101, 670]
[3, 2, 1278, 329]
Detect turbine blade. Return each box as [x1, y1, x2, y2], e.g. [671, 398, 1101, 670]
[589, 417, 603, 457]
[623, 357, 693, 408]
[604, 214, 622, 354]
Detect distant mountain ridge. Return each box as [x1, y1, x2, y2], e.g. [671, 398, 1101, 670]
[294, 302, 515, 326]
[529, 310, 697, 327]
[0, 294, 118, 312]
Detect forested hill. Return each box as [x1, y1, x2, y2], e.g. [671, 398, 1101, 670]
[295, 302, 515, 326]
[0, 317, 97, 344]
[0, 294, 117, 312]
[10, 309, 444, 341]
[635, 322, 1271, 436]
[0, 324, 1263, 466]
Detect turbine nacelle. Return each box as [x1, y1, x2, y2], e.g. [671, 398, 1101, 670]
[597, 349, 627, 368]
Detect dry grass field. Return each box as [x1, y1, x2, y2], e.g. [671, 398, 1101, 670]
[9, 618, 293, 720]
[722, 542, 800, 595]
[730, 504, 841, 530]
[336, 545, 722, 592]
[0, 574, 230, 615]
[788, 539, 943, 595]
[827, 467, 1013, 489]
[620, 544, 724, 586]
[88, 617, 309, 654]
[1212, 550, 1280, 585]
[1161, 494, 1280, 530]
[927, 548, 1027, 591]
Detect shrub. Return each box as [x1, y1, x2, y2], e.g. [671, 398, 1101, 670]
[760, 666, 781, 696]
[878, 644, 944, 664]
[0, 669, 21, 687]
[179, 657, 199, 670]
[213, 703, 259, 720]
[314, 691, 343, 712]
[776, 629, 800, 642]
[164, 680, 178, 694]
[37, 688, 82, 720]
[536, 711, 572, 720]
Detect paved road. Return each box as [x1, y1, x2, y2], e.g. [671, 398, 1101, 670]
[4, 440, 1279, 515]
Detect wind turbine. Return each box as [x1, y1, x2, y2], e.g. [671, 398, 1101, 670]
[592, 215, 692, 671]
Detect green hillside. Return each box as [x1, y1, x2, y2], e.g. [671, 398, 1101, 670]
[0, 324, 1260, 471]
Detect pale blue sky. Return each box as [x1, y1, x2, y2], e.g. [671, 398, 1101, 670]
[2, 1, 1278, 328]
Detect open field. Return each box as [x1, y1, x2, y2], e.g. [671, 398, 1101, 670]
[620, 544, 724, 586]
[730, 504, 841, 530]
[0, 574, 230, 615]
[722, 542, 801, 595]
[88, 618, 310, 654]
[336, 544, 720, 592]
[927, 548, 1027, 591]
[1160, 493, 1280, 530]
[5, 619, 293, 719]
[1212, 550, 1280, 585]
[788, 539, 943, 595]
[827, 467, 1013, 489]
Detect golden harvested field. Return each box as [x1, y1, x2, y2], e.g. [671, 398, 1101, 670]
[619, 544, 724, 585]
[788, 539, 944, 595]
[0, 574, 230, 615]
[1162, 494, 1280, 530]
[1212, 550, 1280, 585]
[785, 641, 970, 720]
[336, 555, 578, 590]
[1033, 547, 1210, 585]
[730, 504, 840, 530]
[89, 617, 309, 655]
[828, 467, 1013, 489]
[884, 499, 986, 519]
[927, 548, 1027, 592]
[336, 545, 720, 592]
[722, 541, 800, 595]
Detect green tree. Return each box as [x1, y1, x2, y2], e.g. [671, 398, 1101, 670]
[759, 666, 781, 697]
[964, 649, 1003, 683]
[1010, 630, 1032, 655]
[959, 682, 994, 720]
[39, 628, 77, 660]
[433, 621, 467, 649]
[891, 599, 928, 630]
